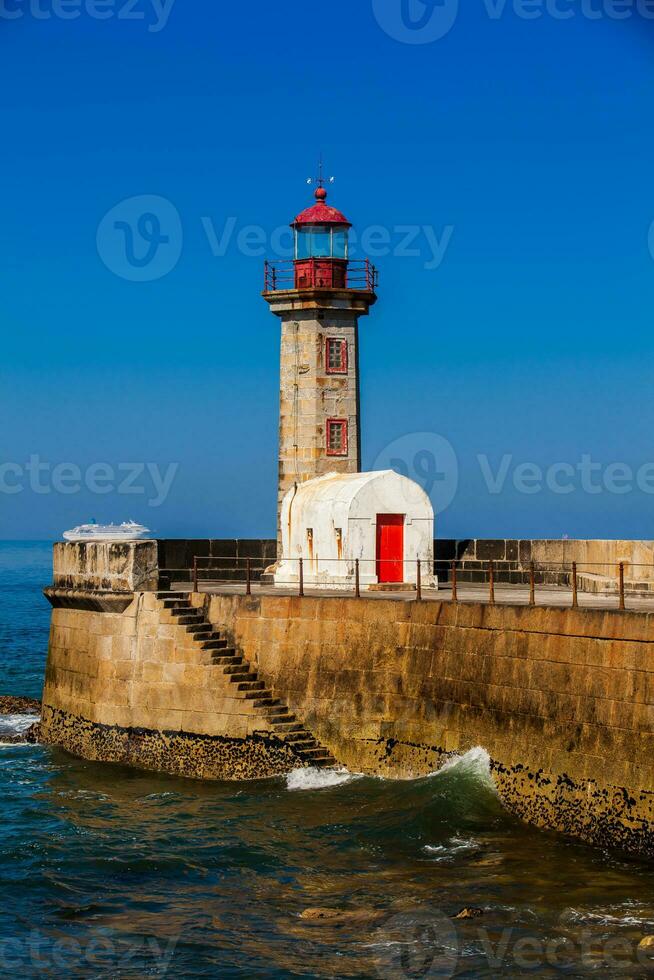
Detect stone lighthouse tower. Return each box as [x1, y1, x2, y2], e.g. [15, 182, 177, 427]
[263, 180, 378, 548]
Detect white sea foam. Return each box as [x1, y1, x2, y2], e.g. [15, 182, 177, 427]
[424, 836, 481, 859]
[286, 747, 495, 792]
[433, 746, 494, 785]
[286, 767, 359, 791]
[561, 906, 654, 928]
[0, 713, 40, 734]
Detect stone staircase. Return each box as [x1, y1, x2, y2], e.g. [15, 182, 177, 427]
[156, 592, 336, 769]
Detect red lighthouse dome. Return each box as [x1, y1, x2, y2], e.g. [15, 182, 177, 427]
[263, 180, 377, 295]
[292, 187, 352, 230]
[291, 186, 351, 289]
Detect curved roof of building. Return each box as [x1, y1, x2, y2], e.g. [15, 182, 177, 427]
[280, 470, 434, 526]
[292, 187, 352, 228]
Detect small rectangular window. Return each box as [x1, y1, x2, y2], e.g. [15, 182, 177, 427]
[326, 338, 348, 374]
[326, 419, 348, 456]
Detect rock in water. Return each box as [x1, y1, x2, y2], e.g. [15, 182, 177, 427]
[299, 907, 385, 925]
[24, 723, 41, 743]
[454, 907, 483, 920]
[0, 696, 41, 715]
[300, 909, 342, 921]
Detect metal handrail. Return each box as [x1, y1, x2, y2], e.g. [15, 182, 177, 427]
[263, 258, 378, 293]
[186, 555, 645, 610]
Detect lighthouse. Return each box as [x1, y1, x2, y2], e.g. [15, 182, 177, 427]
[263, 178, 378, 549]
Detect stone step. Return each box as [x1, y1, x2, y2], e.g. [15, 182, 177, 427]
[236, 680, 266, 692]
[210, 653, 240, 666]
[285, 736, 317, 749]
[274, 722, 304, 733]
[231, 673, 259, 686]
[299, 747, 333, 760]
[201, 639, 228, 650]
[154, 600, 337, 767]
[264, 707, 295, 720]
[269, 708, 297, 729]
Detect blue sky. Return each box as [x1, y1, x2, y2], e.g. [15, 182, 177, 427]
[2, 1, 654, 540]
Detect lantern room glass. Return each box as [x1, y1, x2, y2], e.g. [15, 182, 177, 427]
[295, 226, 349, 260]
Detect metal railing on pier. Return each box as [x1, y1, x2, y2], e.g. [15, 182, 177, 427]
[183, 556, 654, 612]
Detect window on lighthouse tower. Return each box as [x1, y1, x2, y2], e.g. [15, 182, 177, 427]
[326, 338, 348, 374]
[327, 419, 348, 456]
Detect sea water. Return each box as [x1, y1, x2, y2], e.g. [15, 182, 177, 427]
[1, 542, 654, 978]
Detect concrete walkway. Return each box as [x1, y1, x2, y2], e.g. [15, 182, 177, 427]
[173, 580, 654, 614]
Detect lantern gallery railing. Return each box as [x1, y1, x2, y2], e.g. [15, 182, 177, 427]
[263, 259, 378, 294]
[183, 557, 653, 611]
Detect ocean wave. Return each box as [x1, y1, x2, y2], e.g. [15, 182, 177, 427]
[433, 746, 495, 785]
[286, 767, 359, 791]
[0, 713, 40, 734]
[0, 712, 40, 747]
[285, 748, 496, 796]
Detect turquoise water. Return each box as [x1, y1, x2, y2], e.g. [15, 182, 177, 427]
[2, 542, 654, 978]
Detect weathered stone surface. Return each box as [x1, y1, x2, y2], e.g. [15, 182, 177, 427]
[206, 593, 654, 857]
[0, 695, 41, 714]
[39, 567, 654, 856]
[40, 593, 336, 779]
[264, 290, 376, 551]
[53, 541, 158, 592]
[41, 706, 307, 780]
[44, 588, 135, 613]
[437, 539, 654, 584]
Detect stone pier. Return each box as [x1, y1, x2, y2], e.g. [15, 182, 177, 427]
[40, 541, 654, 858]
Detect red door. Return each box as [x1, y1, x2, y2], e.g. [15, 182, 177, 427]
[376, 515, 405, 583]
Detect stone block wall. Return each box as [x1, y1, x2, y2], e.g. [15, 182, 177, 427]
[436, 539, 654, 586]
[52, 540, 158, 592]
[40, 540, 654, 856]
[204, 594, 654, 856]
[40, 594, 310, 780]
[157, 539, 277, 588]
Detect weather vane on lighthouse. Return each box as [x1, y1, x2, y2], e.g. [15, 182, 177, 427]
[306, 156, 335, 192]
